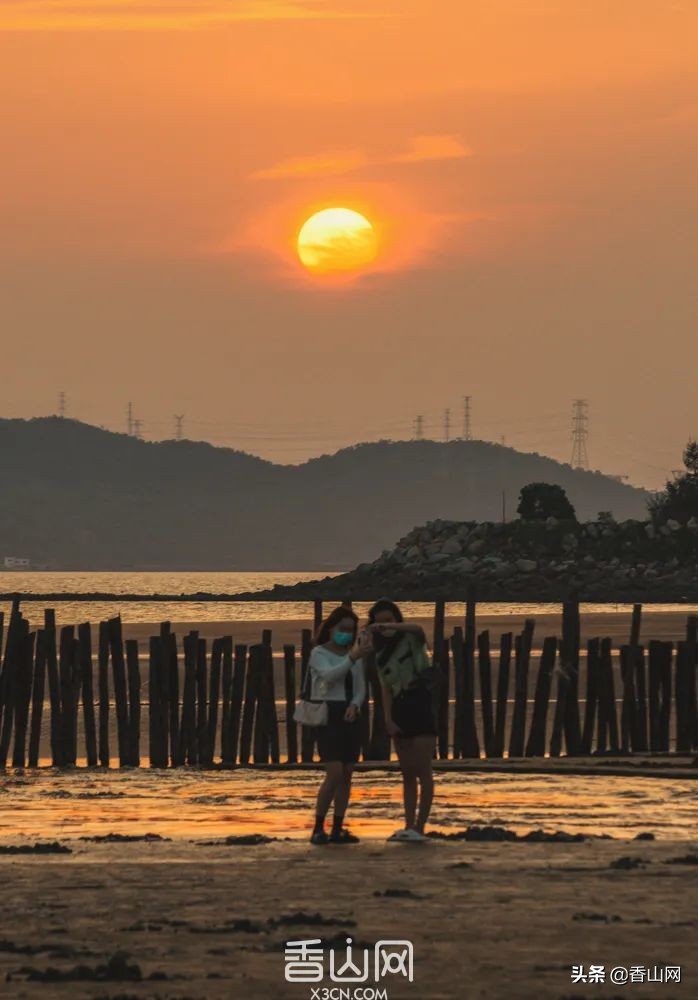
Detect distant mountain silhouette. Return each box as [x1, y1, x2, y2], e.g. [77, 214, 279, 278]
[0, 418, 651, 570]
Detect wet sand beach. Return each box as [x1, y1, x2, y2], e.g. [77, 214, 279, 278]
[0, 767, 696, 998]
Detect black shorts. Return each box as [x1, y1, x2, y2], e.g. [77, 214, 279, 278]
[392, 686, 437, 739]
[316, 701, 361, 764]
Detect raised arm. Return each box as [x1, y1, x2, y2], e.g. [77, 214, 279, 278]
[309, 645, 360, 684]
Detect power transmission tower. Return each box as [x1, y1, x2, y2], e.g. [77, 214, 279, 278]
[571, 399, 589, 470]
[462, 395, 472, 440]
[174, 414, 184, 441]
[413, 414, 424, 440]
[443, 408, 451, 442]
[133, 418, 143, 440]
[58, 391, 66, 418]
[127, 401, 133, 436]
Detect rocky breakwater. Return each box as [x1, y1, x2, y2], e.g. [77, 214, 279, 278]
[257, 516, 698, 601]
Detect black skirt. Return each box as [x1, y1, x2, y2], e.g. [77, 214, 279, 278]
[392, 685, 437, 739]
[316, 700, 361, 764]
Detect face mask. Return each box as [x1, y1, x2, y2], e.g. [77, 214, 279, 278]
[333, 630, 354, 647]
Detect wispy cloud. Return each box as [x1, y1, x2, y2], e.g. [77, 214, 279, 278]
[393, 134, 473, 163]
[251, 150, 369, 181]
[252, 134, 472, 181]
[1, 0, 387, 31]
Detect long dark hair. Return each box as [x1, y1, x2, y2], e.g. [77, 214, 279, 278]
[367, 599, 404, 665]
[367, 599, 404, 625]
[314, 604, 359, 647]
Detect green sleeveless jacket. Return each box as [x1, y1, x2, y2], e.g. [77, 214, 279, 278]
[376, 632, 432, 697]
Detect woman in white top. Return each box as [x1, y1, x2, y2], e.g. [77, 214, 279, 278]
[308, 605, 369, 845]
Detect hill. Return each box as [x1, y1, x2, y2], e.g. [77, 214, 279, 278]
[0, 418, 651, 570]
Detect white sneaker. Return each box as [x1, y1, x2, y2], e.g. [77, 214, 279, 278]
[401, 828, 428, 843]
[387, 829, 411, 842]
[387, 828, 427, 843]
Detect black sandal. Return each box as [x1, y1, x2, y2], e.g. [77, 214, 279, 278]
[329, 828, 360, 844]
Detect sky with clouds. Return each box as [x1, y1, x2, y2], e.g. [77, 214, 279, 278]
[1, 0, 697, 486]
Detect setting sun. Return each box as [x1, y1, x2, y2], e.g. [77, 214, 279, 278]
[296, 207, 378, 276]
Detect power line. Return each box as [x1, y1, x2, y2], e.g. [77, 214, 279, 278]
[174, 414, 184, 441]
[571, 399, 589, 470]
[133, 418, 143, 440]
[126, 401, 133, 437]
[413, 415, 424, 440]
[443, 408, 451, 443]
[58, 391, 66, 419]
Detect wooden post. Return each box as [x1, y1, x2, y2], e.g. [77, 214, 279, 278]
[227, 643, 246, 765]
[619, 644, 640, 752]
[264, 641, 279, 764]
[648, 640, 662, 752]
[509, 619, 534, 757]
[478, 630, 495, 757]
[630, 603, 643, 646]
[251, 645, 269, 764]
[240, 646, 258, 765]
[437, 637, 450, 759]
[300, 628, 315, 762]
[493, 632, 513, 757]
[581, 638, 600, 754]
[108, 617, 129, 767]
[78, 622, 98, 767]
[283, 644, 298, 764]
[166, 631, 180, 766]
[125, 639, 141, 767]
[180, 631, 198, 765]
[561, 600, 582, 755]
[220, 637, 234, 765]
[98, 620, 110, 767]
[58, 626, 76, 766]
[0, 607, 24, 767]
[262, 628, 272, 646]
[675, 640, 691, 752]
[451, 626, 479, 758]
[658, 641, 673, 751]
[313, 600, 323, 635]
[196, 638, 208, 764]
[12, 628, 34, 768]
[206, 637, 223, 766]
[596, 637, 619, 752]
[28, 628, 47, 767]
[525, 637, 557, 757]
[148, 636, 163, 767]
[0, 601, 21, 752]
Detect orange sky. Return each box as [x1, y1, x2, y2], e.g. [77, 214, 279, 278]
[1, 1, 697, 485]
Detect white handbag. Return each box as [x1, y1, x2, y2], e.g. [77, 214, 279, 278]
[293, 663, 328, 727]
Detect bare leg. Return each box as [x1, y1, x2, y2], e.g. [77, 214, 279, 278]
[315, 762, 343, 820]
[395, 737, 418, 830]
[414, 735, 436, 833]
[333, 763, 354, 817]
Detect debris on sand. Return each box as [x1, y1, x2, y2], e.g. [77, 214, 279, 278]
[0, 842, 71, 855]
[78, 833, 169, 843]
[609, 856, 648, 870]
[196, 833, 275, 846]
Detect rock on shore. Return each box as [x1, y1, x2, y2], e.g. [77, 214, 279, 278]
[251, 515, 698, 601]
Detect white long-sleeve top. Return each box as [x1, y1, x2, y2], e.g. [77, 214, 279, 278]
[308, 645, 366, 707]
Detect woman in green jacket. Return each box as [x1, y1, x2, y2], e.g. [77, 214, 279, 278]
[367, 599, 437, 843]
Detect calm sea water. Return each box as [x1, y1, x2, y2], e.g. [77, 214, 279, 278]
[2, 571, 697, 625]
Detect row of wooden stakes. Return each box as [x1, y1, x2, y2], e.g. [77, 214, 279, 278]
[0, 599, 697, 768]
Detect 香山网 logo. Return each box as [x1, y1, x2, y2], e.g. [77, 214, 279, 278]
[284, 937, 414, 984]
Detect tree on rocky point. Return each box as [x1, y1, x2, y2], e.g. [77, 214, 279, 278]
[517, 483, 577, 521]
[683, 440, 698, 475]
[649, 439, 698, 524]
